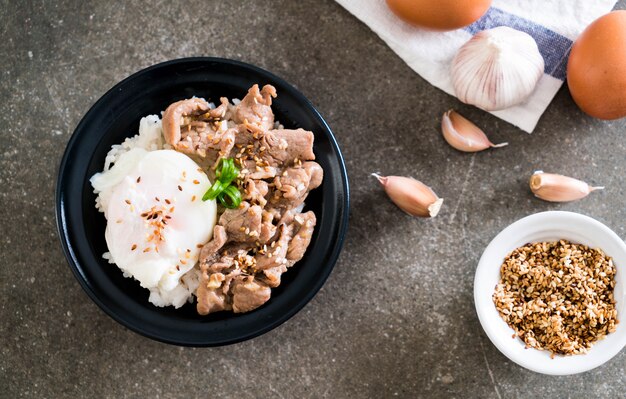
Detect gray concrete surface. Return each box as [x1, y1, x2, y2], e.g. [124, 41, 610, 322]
[1, 0, 625, 398]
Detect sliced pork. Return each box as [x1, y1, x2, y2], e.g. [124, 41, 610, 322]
[219, 202, 263, 243]
[262, 129, 315, 165]
[234, 84, 277, 130]
[165, 84, 322, 316]
[231, 277, 272, 313]
[287, 211, 316, 263]
[162, 97, 237, 170]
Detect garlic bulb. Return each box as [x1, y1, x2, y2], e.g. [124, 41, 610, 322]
[441, 110, 508, 152]
[451, 26, 545, 111]
[372, 173, 443, 218]
[529, 171, 604, 202]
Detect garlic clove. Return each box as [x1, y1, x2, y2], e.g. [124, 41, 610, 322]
[441, 110, 508, 152]
[529, 171, 604, 202]
[372, 173, 443, 217]
[451, 26, 545, 111]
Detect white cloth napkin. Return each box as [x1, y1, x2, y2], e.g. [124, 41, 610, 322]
[335, 0, 617, 132]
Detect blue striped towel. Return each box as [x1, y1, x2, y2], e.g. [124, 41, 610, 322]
[335, 0, 617, 132]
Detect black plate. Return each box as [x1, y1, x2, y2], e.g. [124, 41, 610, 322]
[55, 57, 349, 346]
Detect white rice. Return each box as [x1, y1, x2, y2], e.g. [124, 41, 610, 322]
[103, 115, 165, 172]
[92, 115, 167, 214]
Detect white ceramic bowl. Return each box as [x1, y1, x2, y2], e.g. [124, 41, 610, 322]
[474, 211, 626, 375]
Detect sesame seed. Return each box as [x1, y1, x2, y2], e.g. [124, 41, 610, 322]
[178, 185, 183, 191]
[136, 176, 141, 183]
[193, 180, 200, 185]
[143, 247, 151, 253]
[494, 240, 618, 356]
[131, 244, 137, 251]
[191, 195, 196, 202]
[165, 199, 171, 204]
[125, 199, 131, 205]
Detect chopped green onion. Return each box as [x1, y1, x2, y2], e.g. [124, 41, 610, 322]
[202, 180, 225, 201]
[218, 184, 242, 209]
[215, 158, 239, 186]
[202, 157, 242, 206]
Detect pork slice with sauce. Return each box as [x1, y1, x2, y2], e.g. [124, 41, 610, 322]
[255, 224, 293, 270]
[286, 211, 316, 264]
[255, 211, 317, 288]
[162, 97, 236, 170]
[233, 84, 277, 131]
[197, 258, 232, 315]
[231, 276, 272, 313]
[218, 202, 264, 243]
[198, 225, 228, 268]
[197, 244, 250, 315]
[269, 161, 323, 209]
[261, 129, 315, 166]
[242, 178, 269, 207]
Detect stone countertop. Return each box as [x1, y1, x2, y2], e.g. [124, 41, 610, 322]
[1, 1, 624, 397]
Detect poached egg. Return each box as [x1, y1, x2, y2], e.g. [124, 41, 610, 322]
[105, 150, 217, 307]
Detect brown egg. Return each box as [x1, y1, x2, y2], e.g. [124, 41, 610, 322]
[386, 0, 492, 31]
[567, 11, 626, 120]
